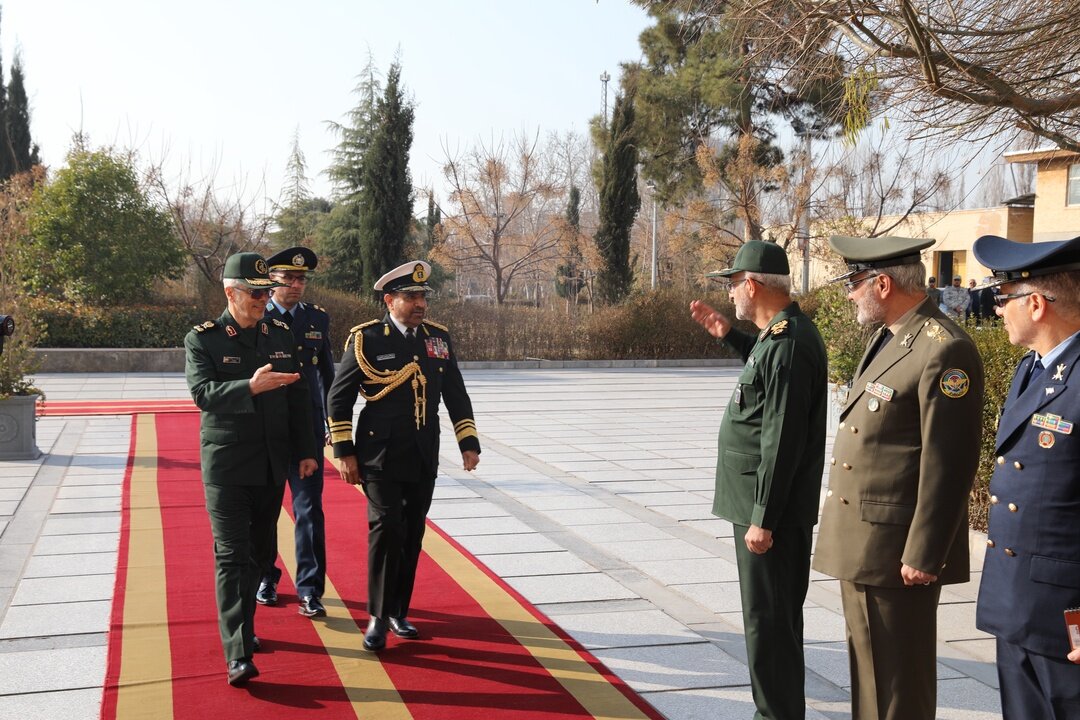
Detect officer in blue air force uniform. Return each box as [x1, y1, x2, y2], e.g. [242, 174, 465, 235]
[325, 260, 480, 652]
[183, 252, 317, 686]
[255, 247, 335, 619]
[972, 234, 1080, 719]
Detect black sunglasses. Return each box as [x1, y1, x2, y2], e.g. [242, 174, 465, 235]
[235, 287, 270, 300]
[992, 291, 1056, 308]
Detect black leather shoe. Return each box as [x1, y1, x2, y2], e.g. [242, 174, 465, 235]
[255, 581, 277, 606]
[363, 617, 387, 651]
[227, 658, 259, 686]
[298, 596, 326, 618]
[388, 616, 419, 639]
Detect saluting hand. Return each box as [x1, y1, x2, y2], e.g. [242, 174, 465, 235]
[298, 458, 318, 479]
[689, 300, 731, 339]
[336, 455, 361, 485]
[462, 450, 480, 472]
[249, 363, 301, 395]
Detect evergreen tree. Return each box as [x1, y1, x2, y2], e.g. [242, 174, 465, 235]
[594, 92, 640, 305]
[423, 189, 440, 252]
[555, 185, 584, 302]
[6, 54, 37, 173]
[271, 128, 327, 251]
[281, 126, 311, 207]
[357, 62, 414, 289]
[0, 13, 10, 182]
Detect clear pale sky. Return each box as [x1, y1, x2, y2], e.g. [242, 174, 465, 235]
[2, 0, 650, 207]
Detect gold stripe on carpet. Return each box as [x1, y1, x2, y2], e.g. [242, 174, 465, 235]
[276, 506, 412, 719]
[404, 497, 651, 720]
[115, 414, 174, 720]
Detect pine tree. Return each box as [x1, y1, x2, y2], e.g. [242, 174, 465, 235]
[6, 54, 36, 174]
[0, 12, 11, 182]
[594, 92, 640, 305]
[357, 62, 414, 290]
[281, 126, 311, 207]
[424, 189, 440, 252]
[555, 185, 584, 304]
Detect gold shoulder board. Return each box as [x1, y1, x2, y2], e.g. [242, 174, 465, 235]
[272, 318, 290, 329]
[423, 319, 449, 332]
[769, 320, 789, 336]
[350, 319, 380, 334]
[193, 320, 215, 333]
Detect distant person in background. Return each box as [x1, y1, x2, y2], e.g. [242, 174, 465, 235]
[926, 276, 942, 309]
[979, 279, 999, 322]
[966, 279, 981, 323]
[256, 246, 335, 620]
[941, 275, 970, 319]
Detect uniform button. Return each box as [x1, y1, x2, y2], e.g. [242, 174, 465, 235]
[986, 539, 995, 548]
[997, 456, 1005, 465]
[368, 431, 374, 436]
[1004, 548, 1016, 557]
[990, 495, 999, 504]
[826, 490, 834, 497]
[1008, 503, 1018, 512]
[439, 367, 444, 373]
[413, 355, 420, 361]
[831, 457, 836, 465]
[842, 463, 852, 470]
[850, 426, 858, 434]
[839, 422, 845, 429]
[297, 345, 302, 350]
[1013, 461, 1023, 470]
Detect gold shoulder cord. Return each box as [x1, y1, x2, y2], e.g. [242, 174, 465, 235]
[354, 330, 427, 429]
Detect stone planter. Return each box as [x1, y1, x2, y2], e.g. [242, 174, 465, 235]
[0, 394, 41, 460]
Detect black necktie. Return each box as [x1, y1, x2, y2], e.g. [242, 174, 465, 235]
[1020, 358, 1044, 394]
[405, 328, 415, 340]
[864, 328, 893, 368]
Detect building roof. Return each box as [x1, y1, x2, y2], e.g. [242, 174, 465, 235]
[1003, 147, 1080, 164]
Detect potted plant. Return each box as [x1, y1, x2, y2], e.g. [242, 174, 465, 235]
[0, 168, 44, 460]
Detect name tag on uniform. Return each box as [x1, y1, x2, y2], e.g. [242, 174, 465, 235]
[376, 353, 396, 361]
[865, 381, 895, 402]
[305, 331, 323, 340]
[425, 337, 450, 359]
[733, 387, 742, 407]
[268, 351, 291, 359]
[223, 356, 241, 364]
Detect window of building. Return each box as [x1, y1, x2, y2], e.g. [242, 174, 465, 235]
[1069, 163, 1080, 206]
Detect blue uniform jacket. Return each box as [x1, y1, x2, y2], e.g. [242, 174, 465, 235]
[265, 301, 335, 416]
[976, 336, 1080, 657]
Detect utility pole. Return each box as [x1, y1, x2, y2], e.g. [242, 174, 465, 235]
[646, 180, 658, 289]
[799, 131, 812, 295]
[600, 71, 611, 126]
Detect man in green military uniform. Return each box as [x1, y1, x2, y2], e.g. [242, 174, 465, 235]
[690, 240, 828, 720]
[813, 236, 984, 720]
[184, 252, 318, 686]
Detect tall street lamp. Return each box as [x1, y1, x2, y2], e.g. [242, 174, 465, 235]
[645, 180, 657, 289]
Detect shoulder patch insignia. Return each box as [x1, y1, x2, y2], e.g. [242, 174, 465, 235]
[225, 325, 237, 337]
[423, 319, 449, 332]
[193, 320, 216, 333]
[309, 304, 326, 313]
[769, 320, 789, 336]
[940, 368, 970, 398]
[926, 323, 946, 343]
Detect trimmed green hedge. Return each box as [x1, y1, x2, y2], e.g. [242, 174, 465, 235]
[30, 299, 205, 348]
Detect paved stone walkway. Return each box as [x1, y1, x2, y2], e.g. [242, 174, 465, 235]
[0, 368, 1002, 718]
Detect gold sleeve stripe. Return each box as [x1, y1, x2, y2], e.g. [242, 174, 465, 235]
[330, 428, 353, 443]
[455, 427, 479, 442]
[454, 419, 476, 431]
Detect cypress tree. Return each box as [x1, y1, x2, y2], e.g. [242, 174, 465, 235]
[0, 11, 11, 181]
[594, 91, 640, 304]
[6, 54, 37, 174]
[358, 62, 414, 290]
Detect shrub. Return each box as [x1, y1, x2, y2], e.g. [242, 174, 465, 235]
[806, 283, 874, 386]
[29, 298, 204, 348]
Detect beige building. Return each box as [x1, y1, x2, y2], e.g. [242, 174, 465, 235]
[792, 146, 1078, 291]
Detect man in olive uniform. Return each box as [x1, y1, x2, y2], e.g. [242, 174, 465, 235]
[690, 240, 827, 720]
[184, 252, 318, 686]
[256, 246, 335, 619]
[972, 234, 1080, 719]
[814, 236, 984, 720]
[326, 260, 480, 652]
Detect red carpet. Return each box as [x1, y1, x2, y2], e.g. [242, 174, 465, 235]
[101, 413, 663, 720]
[39, 399, 197, 416]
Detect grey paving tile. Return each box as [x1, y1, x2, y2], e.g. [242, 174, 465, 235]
[948, 638, 997, 665]
[647, 504, 717, 522]
[456, 533, 564, 556]
[0, 685, 103, 718]
[0, 500, 18, 515]
[50, 496, 121, 514]
[597, 538, 713, 563]
[681, 518, 735, 538]
[425, 501, 509, 520]
[476, 551, 596, 578]
[41, 515, 119, 536]
[570, 522, 673, 544]
[575, 469, 649, 483]
[33, 533, 119, 555]
[939, 601, 993, 643]
[12, 574, 115, 605]
[643, 687, 832, 720]
[546, 608, 702, 649]
[506, 572, 638, 604]
[56, 485, 122, 499]
[618, 491, 705, 506]
[0, 647, 107, 699]
[431, 485, 480, 500]
[673, 582, 744, 614]
[0, 600, 111, 638]
[937, 677, 1003, 718]
[541, 507, 639, 526]
[632, 557, 740, 585]
[0, 487, 27, 501]
[23, 552, 116, 578]
[615, 458, 691, 471]
[516, 494, 608, 511]
[592, 642, 750, 692]
[431, 516, 536, 536]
